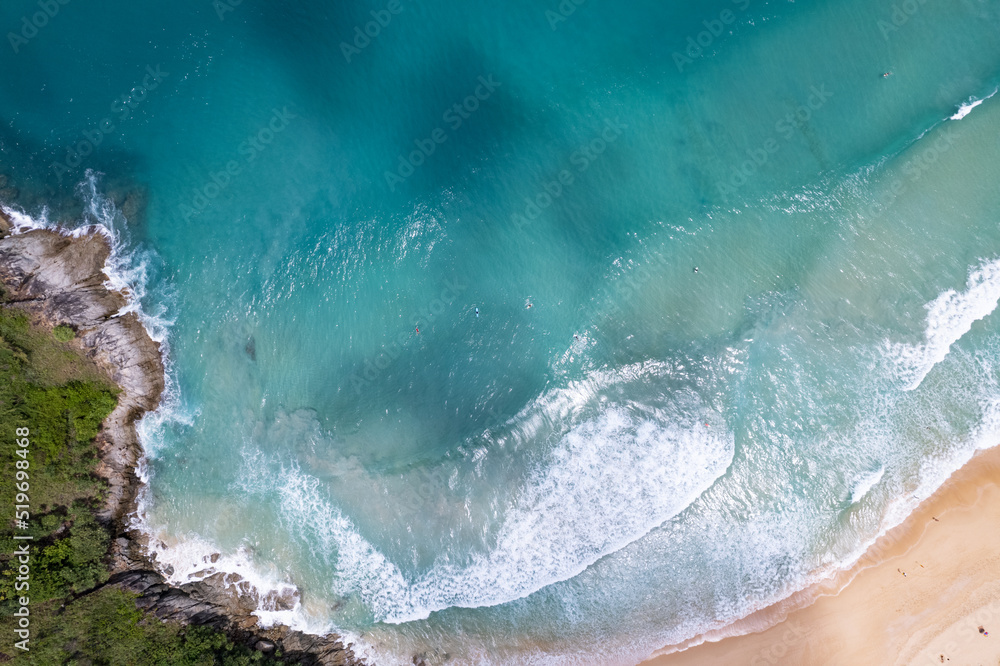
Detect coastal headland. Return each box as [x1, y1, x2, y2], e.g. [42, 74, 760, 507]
[0, 212, 364, 665]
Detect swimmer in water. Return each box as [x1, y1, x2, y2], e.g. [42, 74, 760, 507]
[882, 71, 892, 78]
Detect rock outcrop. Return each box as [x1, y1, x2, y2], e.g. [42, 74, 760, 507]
[0, 228, 163, 526]
[107, 570, 359, 665]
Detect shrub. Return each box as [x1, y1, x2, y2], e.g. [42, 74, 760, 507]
[52, 325, 75, 342]
[19, 588, 274, 665]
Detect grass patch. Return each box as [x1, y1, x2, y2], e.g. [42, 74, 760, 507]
[0, 312, 107, 388]
[52, 325, 75, 343]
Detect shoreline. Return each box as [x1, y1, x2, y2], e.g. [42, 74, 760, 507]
[5, 210, 999, 666]
[644, 444, 1000, 666]
[0, 216, 364, 665]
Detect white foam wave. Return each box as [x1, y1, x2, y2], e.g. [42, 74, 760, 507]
[849, 466, 885, 504]
[2, 172, 175, 344]
[950, 87, 998, 120]
[508, 358, 681, 446]
[398, 408, 734, 622]
[1, 203, 52, 231]
[275, 462, 412, 619]
[659, 390, 1000, 666]
[243, 398, 734, 625]
[129, 448, 322, 633]
[884, 257, 1000, 390]
[140, 529, 321, 631]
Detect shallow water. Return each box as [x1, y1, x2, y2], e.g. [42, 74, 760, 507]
[3, 0, 1000, 662]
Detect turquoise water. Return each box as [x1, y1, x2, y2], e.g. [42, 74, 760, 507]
[3, 0, 1000, 662]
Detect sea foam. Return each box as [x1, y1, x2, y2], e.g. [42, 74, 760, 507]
[885, 257, 1000, 391]
[849, 466, 885, 504]
[222, 349, 733, 630]
[950, 88, 998, 120]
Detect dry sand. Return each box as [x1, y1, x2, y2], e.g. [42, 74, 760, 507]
[643, 446, 1000, 666]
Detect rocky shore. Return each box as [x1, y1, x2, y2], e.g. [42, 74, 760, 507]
[0, 215, 364, 665]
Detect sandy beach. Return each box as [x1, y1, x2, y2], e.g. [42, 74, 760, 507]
[645, 445, 1000, 666]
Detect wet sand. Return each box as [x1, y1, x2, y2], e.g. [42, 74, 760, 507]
[644, 445, 1000, 666]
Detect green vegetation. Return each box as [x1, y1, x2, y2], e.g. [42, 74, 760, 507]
[0, 309, 117, 607]
[25, 587, 274, 665]
[52, 325, 75, 343]
[0, 307, 277, 664]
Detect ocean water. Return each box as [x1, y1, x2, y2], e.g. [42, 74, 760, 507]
[3, 0, 1000, 663]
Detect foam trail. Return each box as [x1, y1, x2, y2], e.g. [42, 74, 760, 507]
[130, 456, 324, 632]
[885, 257, 1000, 390]
[950, 87, 998, 120]
[1, 204, 52, 231]
[249, 399, 735, 625]
[3, 172, 174, 343]
[849, 466, 885, 504]
[397, 409, 734, 623]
